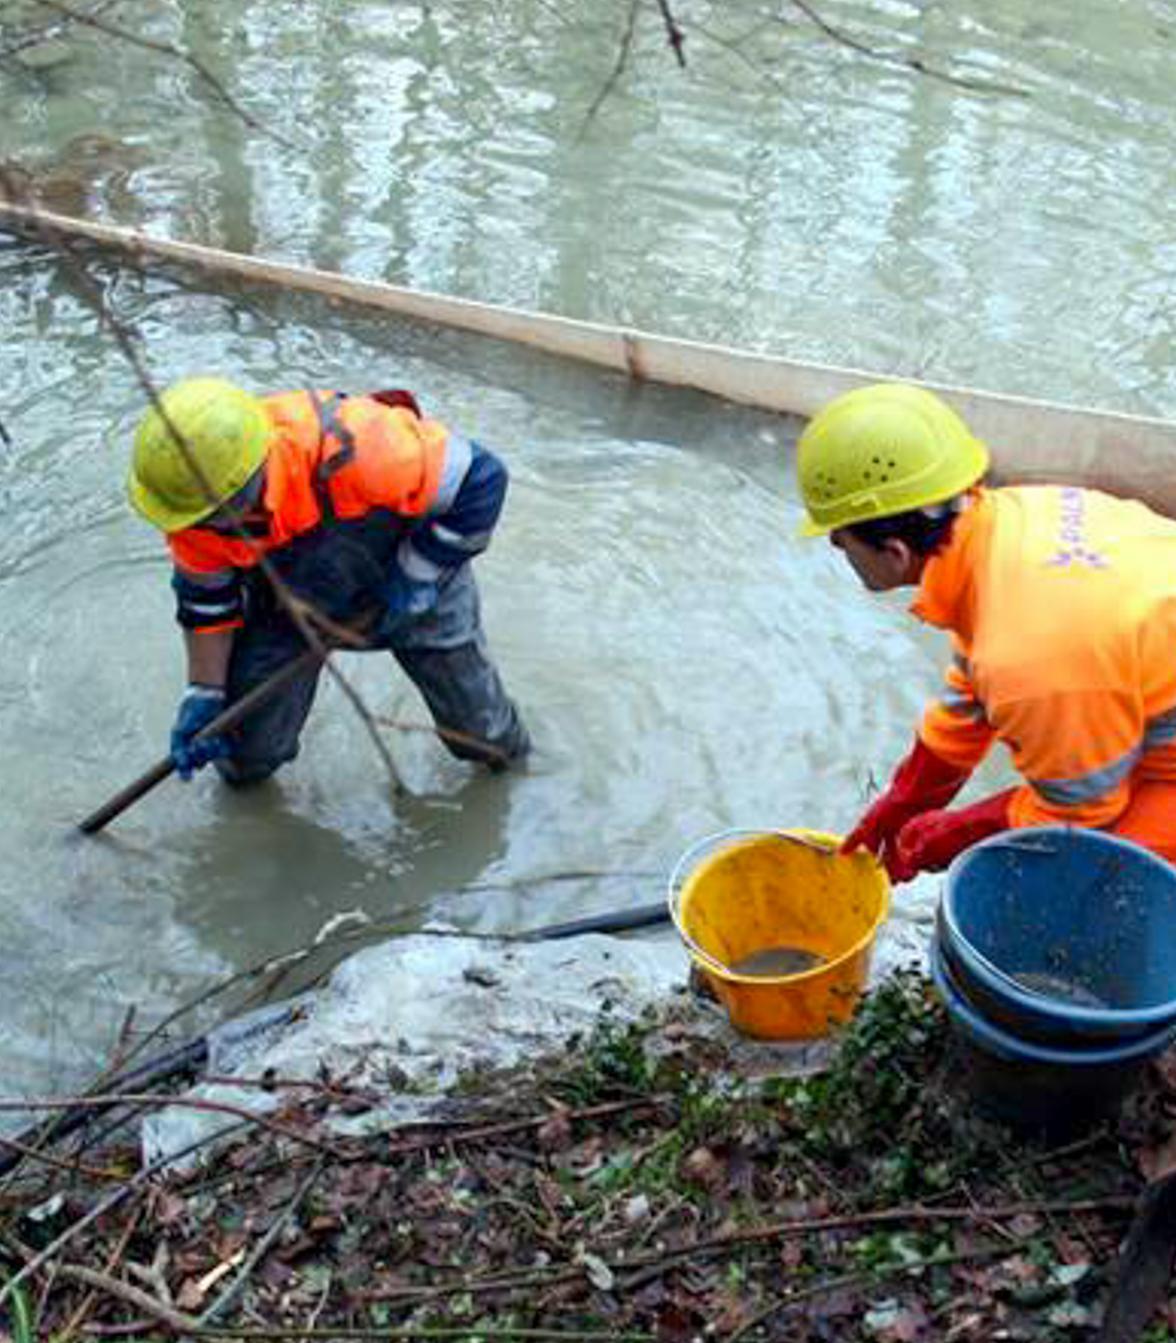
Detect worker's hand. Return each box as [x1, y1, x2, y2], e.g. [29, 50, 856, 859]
[841, 738, 971, 859]
[170, 683, 230, 781]
[886, 789, 1017, 883]
[841, 791, 912, 860]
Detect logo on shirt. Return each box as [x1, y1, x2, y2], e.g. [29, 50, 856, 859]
[1045, 487, 1108, 570]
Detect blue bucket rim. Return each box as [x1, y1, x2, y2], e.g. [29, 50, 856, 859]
[934, 903, 1160, 1043]
[940, 826, 1176, 1031]
[930, 936, 1176, 1068]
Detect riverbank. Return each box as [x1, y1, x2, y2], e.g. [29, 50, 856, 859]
[2, 971, 1170, 1342]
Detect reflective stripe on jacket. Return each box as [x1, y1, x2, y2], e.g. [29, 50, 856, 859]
[913, 486, 1176, 830]
[168, 390, 451, 578]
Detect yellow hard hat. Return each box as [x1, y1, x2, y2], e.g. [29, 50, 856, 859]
[127, 377, 272, 533]
[796, 383, 989, 537]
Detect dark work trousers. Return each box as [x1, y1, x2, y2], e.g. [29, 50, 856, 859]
[213, 513, 529, 785]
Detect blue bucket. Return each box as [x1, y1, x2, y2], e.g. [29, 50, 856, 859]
[939, 827, 1176, 1047]
[929, 934, 1174, 1131]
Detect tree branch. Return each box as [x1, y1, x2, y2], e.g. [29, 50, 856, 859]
[578, 0, 641, 137]
[786, 0, 1031, 97]
[652, 0, 686, 67]
[31, 0, 302, 147]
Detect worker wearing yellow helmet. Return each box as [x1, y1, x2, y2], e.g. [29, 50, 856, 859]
[799, 382, 1176, 879]
[128, 376, 529, 784]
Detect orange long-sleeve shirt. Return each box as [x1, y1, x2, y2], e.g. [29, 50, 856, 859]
[914, 486, 1176, 831]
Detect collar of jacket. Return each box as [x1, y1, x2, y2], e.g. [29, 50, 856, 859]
[909, 488, 990, 639]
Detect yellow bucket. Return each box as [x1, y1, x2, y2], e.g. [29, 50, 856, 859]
[668, 829, 891, 1040]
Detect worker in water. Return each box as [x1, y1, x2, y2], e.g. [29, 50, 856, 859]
[797, 381, 1176, 880]
[127, 377, 530, 784]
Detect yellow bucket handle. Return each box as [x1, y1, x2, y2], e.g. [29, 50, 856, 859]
[666, 827, 837, 979]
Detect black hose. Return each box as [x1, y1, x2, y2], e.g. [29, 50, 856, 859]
[522, 901, 670, 942]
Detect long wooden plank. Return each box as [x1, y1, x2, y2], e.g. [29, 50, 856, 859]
[4, 200, 1176, 513]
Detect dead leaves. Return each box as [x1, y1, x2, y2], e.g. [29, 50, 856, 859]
[681, 1144, 725, 1192]
[8, 1015, 1157, 1343]
[863, 1297, 931, 1341]
[536, 1104, 573, 1152]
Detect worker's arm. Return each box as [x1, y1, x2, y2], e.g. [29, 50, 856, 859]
[169, 567, 243, 778]
[404, 436, 506, 574]
[183, 626, 234, 688]
[386, 437, 508, 623]
[887, 788, 1016, 882]
[886, 685, 1143, 882]
[1002, 689, 1140, 830]
[917, 645, 997, 773]
[842, 641, 990, 861]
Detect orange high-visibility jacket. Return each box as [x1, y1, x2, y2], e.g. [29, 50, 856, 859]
[914, 486, 1176, 831]
[168, 390, 450, 577]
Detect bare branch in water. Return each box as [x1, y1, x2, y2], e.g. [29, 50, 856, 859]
[31, 0, 305, 146]
[578, 0, 641, 138]
[786, 0, 1031, 98]
[0, 0, 119, 61]
[653, 0, 686, 68]
[374, 713, 509, 766]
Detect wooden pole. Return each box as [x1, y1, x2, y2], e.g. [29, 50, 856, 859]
[78, 645, 322, 834]
[4, 201, 1176, 514]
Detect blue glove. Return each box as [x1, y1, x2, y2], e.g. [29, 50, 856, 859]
[383, 564, 440, 634]
[170, 684, 230, 780]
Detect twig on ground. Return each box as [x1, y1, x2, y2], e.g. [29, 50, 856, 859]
[0, 1133, 120, 1182]
[0, 1122, 250, 1308]
[78, 1320, 155, 1335]
[360, 1192, 1133, 1307]
[108, 1006, 138, 1077]
[0, 1093, 341, 1159]
[382, 1095, 664, 1157]
[57, 1199, 146, 1342]
[625, 1193, 1135, 1268]
[728, 1242, 1020, 1342]
[198, 1329, 654, 1341]
[55, 1263, 200, 1334]
[199, 1157, 326, 1324]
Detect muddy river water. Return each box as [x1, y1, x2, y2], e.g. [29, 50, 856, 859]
[1, 0, 1173, 1100]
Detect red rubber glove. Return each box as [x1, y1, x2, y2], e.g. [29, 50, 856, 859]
[886, 788, 1016, 883]
[841, 738, 971, 860]
[369, 388, 422, 417]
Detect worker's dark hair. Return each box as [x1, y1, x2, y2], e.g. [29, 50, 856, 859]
[845, 503, 960, 557]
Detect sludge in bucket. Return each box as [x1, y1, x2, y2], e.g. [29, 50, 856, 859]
[668, 829, 890, 1040]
